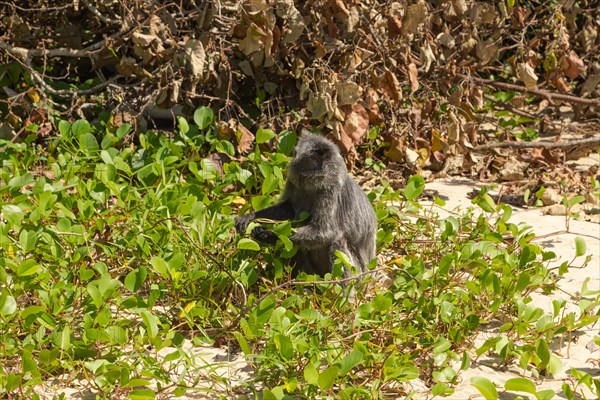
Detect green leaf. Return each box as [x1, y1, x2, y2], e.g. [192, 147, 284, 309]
[71, 119, 91, 136]
[116, 123, 132, 139]
[303, 363, 319, 385]
[60, 325, 71, 350]
[404, 175, 425, 200]
[140, 310, 159, 340]
[536, 339, 551, 368]
[460, 352, 471, 370]
[562, 383, 575, 400]
[547, 354, 562, 376]
[128, 389, 156, 400]
[256, 128, 276, 144]
[150, 256, 169, 278]
[581, 277, 600, 296]
[278, 130, 297, 155]
[124, 267, 147, 292]
[233, 332, 252, 356]
[238, 238, 261, 251]
[177, 116, 189, 134]
[58, 120, 71, 137]
[193, 107, 214, 129]
[471, 376, 498, 400]
[105, 325, 128, 345]
[123, 378, 152, 387]
[339, 351, 363, 375]
[574, 237, 586, 257]
[17, 259, 39, 277]
[318, 366, 339, 390]
[474, 193, 497, 213]
[19, 229, 37, 253]
[505, 377, 536, 394]
[0, 293, 17, 317]
[79, 132, 99, 153]
[536, 389, 556, 400]
[432, 382, 453, 396]
[274, 334, 294, 360]
[433, 337, 452, 354]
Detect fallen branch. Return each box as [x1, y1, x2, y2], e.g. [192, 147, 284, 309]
[456, 73, 600, 108]
[81, 0, 122, 25]
[474, 136, 600, 151]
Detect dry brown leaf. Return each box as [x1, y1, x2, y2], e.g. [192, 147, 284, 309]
[380, 69, 402, 102]
[517, 62, 538, 89]
[581, 70, 600, 96]
[549, 72, 571, 92]
[184, 39, 206, 80]
[271, 25, 281, 54]
[407, 63, 419, 93]
[337, 82, 360, 106]
[475, 39, 498, 64]
[402, 2, 428, 35]
[340, 103, 369, 148]
[385, 139, 405, 163]
[499, 158, 529, 181]
[431, 128, 444, 152]
[562, 51, 585, 79]
[347, 47, 373, 71]
[388, 15, 403, 39]
[448, 88, 462, 107]
[410, 107, 422, 129]
[469, 86, 484, 108]
[437, 32, 455, 49]
[419, 42, 436, 72]
[236, 121, 255, 154]
[364, 88, 382, 123]
[131, 32, 157, 47]
[405, 148, 420, 168]
[511, 6, 526, 28]
[333, 0, 350, 16]
[275, 0, 305, 43]
[447, 120, 460, 143]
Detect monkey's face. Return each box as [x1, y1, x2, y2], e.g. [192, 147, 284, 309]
[287, 134, 346, 188]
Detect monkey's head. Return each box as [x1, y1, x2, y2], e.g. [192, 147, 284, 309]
[287, 132, 346, 189]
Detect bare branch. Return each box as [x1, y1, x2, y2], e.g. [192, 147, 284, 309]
[80, 0, 122, 25]
[474, 136, 600, 151]
[456, 73, 600, 108]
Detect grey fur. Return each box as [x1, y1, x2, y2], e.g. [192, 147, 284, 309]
[235, 132, 377, 278]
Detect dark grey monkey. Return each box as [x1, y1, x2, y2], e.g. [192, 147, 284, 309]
[235, 132, 377, 278]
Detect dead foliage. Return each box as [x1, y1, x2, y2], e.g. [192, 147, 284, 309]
[0, 0, 599, 191]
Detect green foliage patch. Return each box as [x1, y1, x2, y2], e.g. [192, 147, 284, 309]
[0, 110, 598, 399]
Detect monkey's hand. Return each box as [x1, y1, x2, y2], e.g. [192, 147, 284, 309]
[235, 212, 255, 234]
[251, 226, 278, 244]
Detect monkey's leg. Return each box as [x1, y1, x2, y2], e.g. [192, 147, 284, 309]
[329, 241, 362, 279]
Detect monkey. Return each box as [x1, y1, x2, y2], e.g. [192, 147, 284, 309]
[235, 131, 377, 279]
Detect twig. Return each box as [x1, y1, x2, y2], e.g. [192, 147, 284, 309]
[0, 1, 71, 12]
[226, 266, 394, 330]
[456, 73, 600, 108]
[474, 136, 600, 151]
[483, 94, 541, 121]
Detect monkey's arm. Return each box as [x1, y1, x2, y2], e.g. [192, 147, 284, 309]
[290, 223, 341, 249]
[235, 200, 295, 235]
[289, 199, 341, 249]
